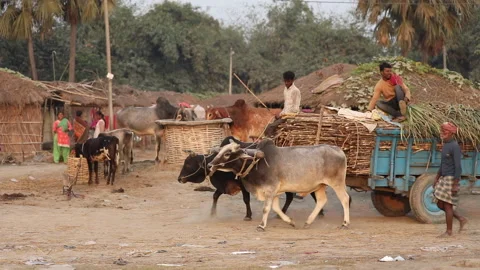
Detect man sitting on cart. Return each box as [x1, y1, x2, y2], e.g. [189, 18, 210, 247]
[366, 62, 412, 122]
[264, 71, 301, 138]
[434, 122, 468, 237]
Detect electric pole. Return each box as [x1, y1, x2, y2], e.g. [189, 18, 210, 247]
[104, 0, 114, 131]
[228, 47, 234, 95]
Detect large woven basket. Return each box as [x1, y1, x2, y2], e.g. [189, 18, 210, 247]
[67, 156, 89, 183]
[155, 118, 232, 165]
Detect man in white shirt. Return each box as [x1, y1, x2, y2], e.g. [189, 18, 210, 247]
[265, 71, 301, 137]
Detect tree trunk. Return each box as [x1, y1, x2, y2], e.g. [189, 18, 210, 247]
[68, 22, 77, 82]
[27, 35, 38, 80]
[421, 52, 429, 64]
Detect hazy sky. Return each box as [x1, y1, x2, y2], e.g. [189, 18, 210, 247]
[133, 0, 355, 24]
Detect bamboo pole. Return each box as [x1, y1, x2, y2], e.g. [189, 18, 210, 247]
[233, 73, 269, 110]
[104, 0, 114, 131]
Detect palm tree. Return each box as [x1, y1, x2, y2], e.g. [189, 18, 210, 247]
[356, 0, 476, 62]
[0, 0, 62, 80]
[62, 0, 114, 82]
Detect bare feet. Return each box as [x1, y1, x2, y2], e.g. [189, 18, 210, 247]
[437, 232, 452, 238]
[459, 218, 468, 233]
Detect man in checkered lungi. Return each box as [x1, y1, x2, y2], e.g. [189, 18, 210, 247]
[434, 122, 468, 237]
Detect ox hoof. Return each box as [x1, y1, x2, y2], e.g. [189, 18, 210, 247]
[303, 223, 311, 229]
[289, 221, 296, 228]
[244, 217, 252, 221]
[256, 226, 266, 232]
[338, 225, 349, 230]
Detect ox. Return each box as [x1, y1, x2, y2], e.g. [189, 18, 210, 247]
[177, 136, 319, 221]
[206, 99, 281, 142]
[99, 128, 134, 174]
[74, 136, 119, 185]
[116, 97, 196, 163]
[207, 139, 350, 231]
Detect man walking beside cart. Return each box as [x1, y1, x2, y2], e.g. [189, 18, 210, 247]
[434, 122, 467, 237]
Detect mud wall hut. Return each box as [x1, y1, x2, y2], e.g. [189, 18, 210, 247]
[0, 69, 51, 160]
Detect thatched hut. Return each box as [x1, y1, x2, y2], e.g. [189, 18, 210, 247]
[0, 69, 51, 160]
[257, 64, 356, 109]
[198, 94, 256, 108]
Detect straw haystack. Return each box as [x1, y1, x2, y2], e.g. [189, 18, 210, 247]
[259, 58, 480, 111]
[312, 57, 480, 110]
[0, 69, 51, 160]
[257, 64, 356, 108]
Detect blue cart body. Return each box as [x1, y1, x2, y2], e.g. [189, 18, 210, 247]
[369, 128, 480, 194]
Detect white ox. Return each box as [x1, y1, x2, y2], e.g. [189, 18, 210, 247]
[207, 139, 350, 231]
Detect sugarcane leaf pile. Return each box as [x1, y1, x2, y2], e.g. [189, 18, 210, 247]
[403, 103, 480, 147]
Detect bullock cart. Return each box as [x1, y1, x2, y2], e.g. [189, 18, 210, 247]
[274, 111, 480, 224]
[155, 118, 232, 165]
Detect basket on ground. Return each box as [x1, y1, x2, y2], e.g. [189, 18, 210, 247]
[155, 118, 233, 165]
[66, 156, 89, 183]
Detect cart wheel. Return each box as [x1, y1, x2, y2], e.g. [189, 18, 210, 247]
[371, 191, 411, 217]
[409, 174, 445, 224]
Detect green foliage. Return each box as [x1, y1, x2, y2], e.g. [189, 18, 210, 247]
[0, 0, 384, 93]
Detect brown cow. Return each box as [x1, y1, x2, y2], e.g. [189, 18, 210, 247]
[206, 99, 281, 141]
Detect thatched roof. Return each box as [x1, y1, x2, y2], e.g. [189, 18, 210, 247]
[42, 81, 111, 106]
[41, 80, 200, 108]
[311, 57, 480, 110]
[198, 94, 256, 107]
[0, 68, 51, 107]
[257, 64, 357, 108]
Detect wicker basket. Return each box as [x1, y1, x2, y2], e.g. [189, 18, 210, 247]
[67, 156, 89, 183]
[155, 118, 232, 165]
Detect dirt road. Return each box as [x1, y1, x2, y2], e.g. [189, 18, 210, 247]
[1, 152, 479, 269]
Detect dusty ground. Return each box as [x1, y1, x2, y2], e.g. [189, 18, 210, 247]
[1, 150, 480, 270]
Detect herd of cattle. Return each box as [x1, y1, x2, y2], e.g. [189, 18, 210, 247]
[72, 97, 279, 185]
[72, 97, 350, 231]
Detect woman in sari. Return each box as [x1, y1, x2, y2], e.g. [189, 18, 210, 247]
[53, 112, 72, 164]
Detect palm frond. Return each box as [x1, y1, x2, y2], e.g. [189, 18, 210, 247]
[396, 20, 415, 52]
[80, 0, 99, 22]
[0, 5, 17, 38]
[374, 17, 393, 46]
[12, 8, 33, 39]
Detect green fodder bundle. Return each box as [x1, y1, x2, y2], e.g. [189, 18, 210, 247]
[403, 104, 480, 148]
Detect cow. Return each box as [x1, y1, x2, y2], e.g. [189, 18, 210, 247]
[116, 97, 195, 163]
[206, 99, 282, 142]
[99, 128, 134, 174]
[207, 139, 350, 231]
[74, 136, 119, 185]
[177, 136, 319, 221]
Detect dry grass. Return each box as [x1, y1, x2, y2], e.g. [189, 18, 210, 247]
[0, 68, 50, 107]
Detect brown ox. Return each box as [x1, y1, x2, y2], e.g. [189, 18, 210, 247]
[206, 99, 281, 141]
